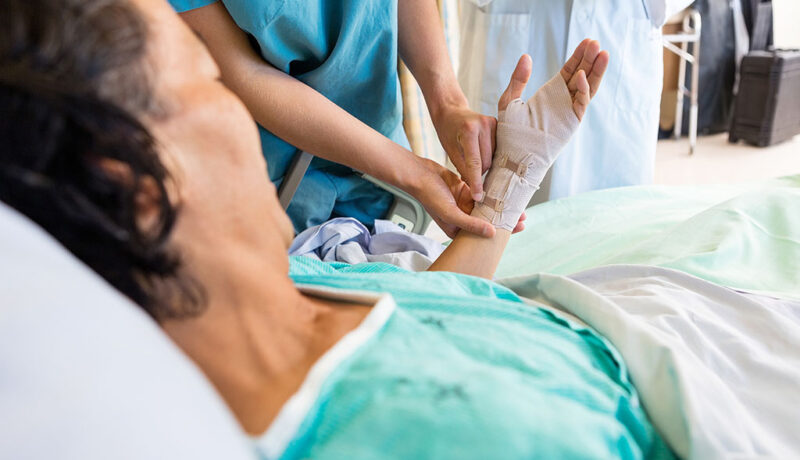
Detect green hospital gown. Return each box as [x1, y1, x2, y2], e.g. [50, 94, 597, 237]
[252, 257, 674, 460]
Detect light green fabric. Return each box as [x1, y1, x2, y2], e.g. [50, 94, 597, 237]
[277, 257, 674, 460]
[497, 175, 800, 300]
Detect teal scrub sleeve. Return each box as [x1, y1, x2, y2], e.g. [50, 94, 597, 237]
[167, 0, 218, 13]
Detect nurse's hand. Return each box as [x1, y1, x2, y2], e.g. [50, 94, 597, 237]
[412, 158, 526, 239]
[430, 103, 497, 203]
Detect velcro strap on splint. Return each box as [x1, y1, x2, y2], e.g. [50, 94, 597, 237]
[481, 196, 504, 212]
[495, 156, 528, 177]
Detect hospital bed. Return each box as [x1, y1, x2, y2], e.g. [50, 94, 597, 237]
[2, 175, 799, 459]
[495, 174, 800, 299]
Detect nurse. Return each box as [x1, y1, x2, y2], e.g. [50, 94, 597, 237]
[168, 0, 502, 238]
[459, 0, 694, 202]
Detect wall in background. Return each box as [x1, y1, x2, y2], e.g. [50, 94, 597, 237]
[773, 0, 800, 47]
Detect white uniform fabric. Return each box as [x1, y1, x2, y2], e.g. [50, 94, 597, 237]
[0, 203, 256, 460]
[501, 265, 800, 460]
[472, 75, 579, 230]
[459, 0, 694, 200]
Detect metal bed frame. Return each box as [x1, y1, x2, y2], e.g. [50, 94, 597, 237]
[277, 151, 432, 234]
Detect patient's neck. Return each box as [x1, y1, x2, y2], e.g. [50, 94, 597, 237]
[162, 257, 370, 435]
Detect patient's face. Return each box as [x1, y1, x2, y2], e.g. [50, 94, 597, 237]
[130, 0, 294, 264]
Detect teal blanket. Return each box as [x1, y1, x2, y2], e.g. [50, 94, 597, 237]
[496, 176, 800, 300]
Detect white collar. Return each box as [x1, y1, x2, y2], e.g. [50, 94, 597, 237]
[253, 284, 397, 459]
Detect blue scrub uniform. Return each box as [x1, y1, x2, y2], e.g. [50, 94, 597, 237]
[168, 0, 404, 232]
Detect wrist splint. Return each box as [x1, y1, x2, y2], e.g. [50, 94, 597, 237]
[472, 75, 580, 231]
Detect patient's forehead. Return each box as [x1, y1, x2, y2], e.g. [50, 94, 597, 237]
[128, 0, 219, 89]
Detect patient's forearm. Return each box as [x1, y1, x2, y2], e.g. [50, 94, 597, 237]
[427, 228, 512, 279]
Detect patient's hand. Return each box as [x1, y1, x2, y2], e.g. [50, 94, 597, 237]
[472, 40, 609, 232]
[559, 39, 610, 121]
[499, 39, 609, 121]
[430, 41, 608, 278]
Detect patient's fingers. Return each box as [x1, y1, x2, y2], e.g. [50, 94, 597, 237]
[511, 211, 526, 234]
[560, 38, 590, 83]
[568, 40, 600, 93]
[578, 40, 601, 75]
[572, 70, 591, 121]
[498, 54, 533, 112]
[587, 50, 610, 98]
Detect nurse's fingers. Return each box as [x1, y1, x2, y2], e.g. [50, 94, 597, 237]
[560, 38, 591, 83]
[443, 206, 496, 239]
[587, 50, 610, 98]
[479, 124, 495, 173]
[450, 145, 467, 181]
[571, 70, 591, 121]
[498, 54, 533, 112]
[458, 128, 485, 200]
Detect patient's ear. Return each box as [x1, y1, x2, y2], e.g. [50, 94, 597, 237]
[134, 175, 165, 233]
[95, 157, 167, 234]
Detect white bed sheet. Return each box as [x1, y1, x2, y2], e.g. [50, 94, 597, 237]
[502, 265, 800, 460]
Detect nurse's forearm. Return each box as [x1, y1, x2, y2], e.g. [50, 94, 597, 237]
[178, 3, 425, 195]
[397, 0, 467, 116]
[229, 63, 425, 192]
[428, 227, 512, 279]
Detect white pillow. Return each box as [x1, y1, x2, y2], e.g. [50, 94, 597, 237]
[0, 202, 256, 460]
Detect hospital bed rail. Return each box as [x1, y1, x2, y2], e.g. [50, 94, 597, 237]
[278, 151, 432, 234]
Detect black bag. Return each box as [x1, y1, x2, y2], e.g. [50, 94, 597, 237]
[729, 50, 800, 147]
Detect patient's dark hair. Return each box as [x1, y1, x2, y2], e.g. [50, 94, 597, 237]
[0, 0, 203, 320]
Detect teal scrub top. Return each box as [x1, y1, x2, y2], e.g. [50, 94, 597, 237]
[168, 0, 403, 230]
[253, 256, 674, 460]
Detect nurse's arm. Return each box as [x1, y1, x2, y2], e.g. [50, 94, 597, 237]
[177, 2, 494, 239]
[397, 0, 496, 202]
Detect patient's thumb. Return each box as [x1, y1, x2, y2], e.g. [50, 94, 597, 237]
[498, 55, 533, 112]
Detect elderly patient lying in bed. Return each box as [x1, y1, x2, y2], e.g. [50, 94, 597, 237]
[0, 0, 666, 459]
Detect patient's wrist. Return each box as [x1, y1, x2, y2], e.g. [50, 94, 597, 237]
[470, 149, 539, 232]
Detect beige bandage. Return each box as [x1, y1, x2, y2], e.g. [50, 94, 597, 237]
[472, 75, 579, 231]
